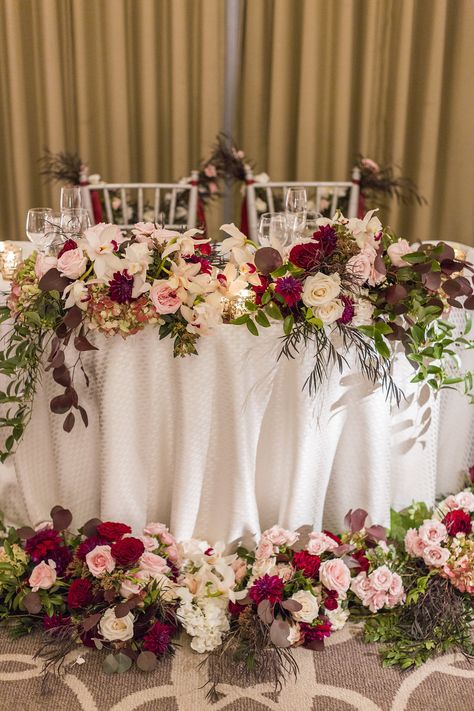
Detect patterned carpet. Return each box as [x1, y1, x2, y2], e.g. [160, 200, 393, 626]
[0, 624, 473, 711]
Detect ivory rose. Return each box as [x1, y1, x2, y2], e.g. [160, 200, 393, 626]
[85, 545, 116, 577]
[150, 280, 181, 315]
[326, 605, 350, 630]
[319, 559, 351, 595]
[314, 299, 345, 325]
[57, 247, 87, 279]
[99, 607, 134, 642]
[418, 520, 447, 546]
[28, 560, 57, 592]
[302, 272, 341, 308]
[387, 239, 412, 267]
[422, 545, 450, 568]
[290, 590, 319, 623]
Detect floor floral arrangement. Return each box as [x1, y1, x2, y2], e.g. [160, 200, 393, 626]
[2, 211, 474, 459]
[0, 475, 472, 697]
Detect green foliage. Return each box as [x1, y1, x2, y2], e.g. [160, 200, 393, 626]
[389, 501, 432, 542]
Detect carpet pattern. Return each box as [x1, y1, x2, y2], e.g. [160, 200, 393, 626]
[0, 625, 472, 710]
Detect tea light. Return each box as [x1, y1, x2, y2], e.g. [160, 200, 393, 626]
[0, 242, 22, 280]
[222, 288, 255, 321]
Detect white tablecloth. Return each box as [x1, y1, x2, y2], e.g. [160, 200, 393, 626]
[1, 320, 473, 543]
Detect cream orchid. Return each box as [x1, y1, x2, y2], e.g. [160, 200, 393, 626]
[346, 209, 383, 249]
[80, 223, 125, 261]
[161, 229, 206, 259]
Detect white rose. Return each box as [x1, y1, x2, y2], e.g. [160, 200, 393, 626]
[351, 298, 375, 327]
[290, 590, 320, 623]
[314, 298, 345, 325]
[99, 608, 134, 642]
[302, 272, 341, 308]
[387, 239, 412, 267]
[454, 490, 474, 512]
[326, 605, 350, 631]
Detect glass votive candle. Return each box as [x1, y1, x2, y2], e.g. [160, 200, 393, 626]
[1, 243, 22, 280]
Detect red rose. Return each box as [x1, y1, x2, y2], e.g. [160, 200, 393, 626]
[197, 241, 212, 256]
[67, 578, 93, 609]
[323, 594, 339, 611]
[292, 550, 320, 579]
[111, 536, 145, 566]
[301, 618, 332, 645]
[289, 242, 321, 270]
[351, 549, 370, 573]
[442, 509, 472, 536]
[57, 239, 78, 258]
[96, 522, 132, 542]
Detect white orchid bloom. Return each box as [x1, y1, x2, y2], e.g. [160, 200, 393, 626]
[132, 223, 180, 245]
[219, 223, 248, 255]
[346, 209, 383, 249]
[80, 223, 125, 261]
[161, 228, 205, 259]
[63, 280, 90, 311]
[216, 263, 249, 296]
[181, 299, 223, 335]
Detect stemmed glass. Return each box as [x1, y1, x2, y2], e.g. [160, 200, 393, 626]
[301, 211, 319, 239]
[258, 212, 288, 247]
[25, 208, 53, 251]
[60, 208, 90, 237]
[285, 187, 307, 241]
[60, 186, 82, 210]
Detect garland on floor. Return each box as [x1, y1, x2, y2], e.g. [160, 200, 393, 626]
[0, 473, 472, 696]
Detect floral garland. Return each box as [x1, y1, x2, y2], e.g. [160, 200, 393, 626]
[0, 472, 472, 695]
[1, 212, 474, 459]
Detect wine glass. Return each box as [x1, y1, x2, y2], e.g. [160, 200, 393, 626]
[25, 208, 53, 251]
[60, 208, 90, 237]
[301, 211, 319, 239]
[60, 186, 82, 210]
[285, 187, 307, 240]
[258, 212, 288, 247]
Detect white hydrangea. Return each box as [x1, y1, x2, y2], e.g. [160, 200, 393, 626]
[177, 597, 230, 653]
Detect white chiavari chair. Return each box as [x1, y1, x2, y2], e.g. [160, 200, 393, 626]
[82, 171, 200, 231]
[244, 167, 361, 242]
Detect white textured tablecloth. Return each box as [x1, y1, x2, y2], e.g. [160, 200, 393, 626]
[1, 315, 473, 542]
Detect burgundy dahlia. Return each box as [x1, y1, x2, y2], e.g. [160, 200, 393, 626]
[111, 536, 145, 566]
[337, 295, 355, 325]
[96, 521, 132, 542]
[48, 546, 72, 576]
[292, 550, 320, 579]
[25, 529, 62, 563]
[443, 509, 472, 536]
[142, 621, 174, 656]
[248, 574, 285, 605]
[289, 242, 321, 271]
[57, 239, 78, 258]
[68, 578, 94, 609]
[76, 535, 108, 561]
[351, 549, 370, 574]
[313, 225, 337, 257]
[108, 270, 134, 304]
[228, 600, 245, 617]
[274, 276, 303, 307]
[43, 614, 71, 632]
[301, 618, 332, 645]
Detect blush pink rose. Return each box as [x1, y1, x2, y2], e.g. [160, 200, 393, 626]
[404, 528, 426, 557]
[150, 280, 182, 315]
[306, 532, 338, 556]
[387, 239, 412, 267]
[255, 538, 275, 560]
[29, 560, 57, 591]
[140, 535, 159, 552]
[261, 525, 299, 547]
[143, 523, 176, 547]
[120, 570, 150, 598]
[231, 558, 248, 584]
[422, 545, 450, 568]
[319, 559, 351, 595]
[387, 591, 405, 607]
[35, 253, 57, 280]
[365, 589, 387, 613]
[139, 551, 170, 577]
[57, 248, 87, 279]
[454, 491, 474, 512]
[85, 545, 116, 577]
[350, 571, 371, 599]
[388, 573, 404, 597]
[369, 565, 393, 592]
[346, 246, 376, 285]
[418, 520, 447, 546]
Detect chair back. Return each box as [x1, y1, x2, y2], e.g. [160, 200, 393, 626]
[82, 171, 199, 230]
[244, 167, 360, 241]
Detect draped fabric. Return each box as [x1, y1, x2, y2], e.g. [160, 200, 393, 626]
[0, 0, 473, 244]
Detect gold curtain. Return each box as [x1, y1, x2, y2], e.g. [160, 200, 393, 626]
[238, 0, 474, 244]
[0, 0, 224, 241]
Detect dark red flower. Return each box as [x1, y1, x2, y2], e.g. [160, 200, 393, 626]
[197, 241, 212, 256]
[323, 530, 342, 545]
[442, 509, 472, 536]
[57, 239, 78, 258]
[289, 242, 321, 270]
[337, 295, 354, 325]
[313, 225, 337, 257]
[301, 618, 332, 644]
[274, 276, 303, 307]
[108, 270, 134, 303]
[469, 465, 474, 483]
[25, 529, 62, 563]
[111, 537, 145, 566]
[188, 255, 212, 274]
[142, 621, 174, 656]
[228, 600, 245, 617]
[48, 546, 72, 576]
[67, 578, 93, 609]
[76, 535, 108, 560]
[323, 594, 339, 611]
[292, 550, 320, 579]
[43, 614, 71, 632]
[248, 574, 285, 605]
[351, 549, 370, 574]
[96, 522, 132, 542]
[252, 274, 269, 305]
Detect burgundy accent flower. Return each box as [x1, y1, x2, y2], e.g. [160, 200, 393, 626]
[43, 614, 71, 632]
[48, 546, 72, 576]
[323, 530, 342, 545]
[469, 465, 474, 483]
[57, 239, 78, 259]
[76, 535, 108, 561]
[25, 529, 62, 563]
[292, 550, 321, 579]
[248, 574, 285, 605]
[323, 593, 339, 611]
[111, 536, 145, 566]
[313, 225, 337, 257]
[337, 295, 355, 325]
[252, 275, 269, 305]
[67, 578, 93, 609]
[443, 510, 472, 536]
[275, 276, 303, 307]
[289, 242, 321, 270]
[228, 600, 245, 617]
[96, 522, 132, 542]
[108, 270, 134, 304]
[351, 549, 370, 574]
[197, 241, 212, 256]
[301, 618, 332, 644]
[188, 255, 212, 274]
[142, 621, 174, 656]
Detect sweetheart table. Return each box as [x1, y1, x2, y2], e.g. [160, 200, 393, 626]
[1, 317, 473, 543]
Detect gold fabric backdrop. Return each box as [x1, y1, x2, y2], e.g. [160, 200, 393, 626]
[0, 0, 473, 243]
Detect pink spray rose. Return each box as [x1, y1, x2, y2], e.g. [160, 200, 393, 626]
[57, 247, 87, 279]
[404, 528, 427, 557]
[319, 559, 351, 595]
[369, 565, 393, 592]
[85, 545, 116, 577]
[418, 520, 447, 546]
[150, 280, 181, 315]
[255, 537, 275, 560]
[422, 545, 450, 568]
[346, 246, 376, 285]
[306, 531, 338, 556]
[261, 525, 299, 548]
[29, 560, 57, 591]
[139, 552, 170, 577]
